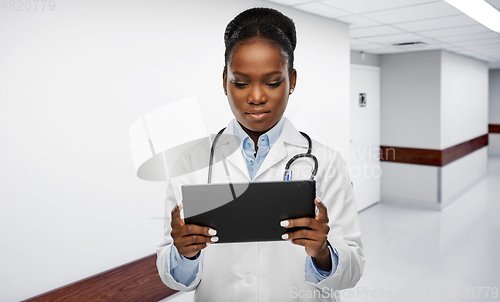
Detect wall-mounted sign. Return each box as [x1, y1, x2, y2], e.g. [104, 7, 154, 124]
[359, 93, 366, 107]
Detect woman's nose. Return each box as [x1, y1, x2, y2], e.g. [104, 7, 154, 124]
[247, 84, 267, 104]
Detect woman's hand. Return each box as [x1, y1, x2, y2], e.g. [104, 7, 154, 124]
[281, 197, 331, 271]
[170, 203, 218, 259]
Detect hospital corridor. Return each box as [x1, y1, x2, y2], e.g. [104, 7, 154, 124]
[1, 0, 500, 301]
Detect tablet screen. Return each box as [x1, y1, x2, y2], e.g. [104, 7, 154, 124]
[182, 180, 315, 243]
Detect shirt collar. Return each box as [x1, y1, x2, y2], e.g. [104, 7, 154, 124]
[233, 116, 285, 150]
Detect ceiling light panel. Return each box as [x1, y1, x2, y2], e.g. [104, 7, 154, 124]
[445, 0, 500, 32]
[485, 0, 500, 10]
[362, 2, 461, 24]
[294, 2, 350, 18]
[350, 25, 404, 38]
[393, 15, 477, 32]
[319, 0, 439, 15]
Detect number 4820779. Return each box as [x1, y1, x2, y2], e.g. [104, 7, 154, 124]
[1, 0, 56, 11]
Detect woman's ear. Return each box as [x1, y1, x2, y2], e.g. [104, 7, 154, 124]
[222, 70, 228, 96]
[289, 69, 297, 93]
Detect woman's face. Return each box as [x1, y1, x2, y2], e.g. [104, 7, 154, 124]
[223, 37, 296, 134]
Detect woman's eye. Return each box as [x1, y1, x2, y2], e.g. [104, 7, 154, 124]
[232, 82, 248, 88]
[267, 81, 283, 88]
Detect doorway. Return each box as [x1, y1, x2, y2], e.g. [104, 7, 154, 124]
[349, 64, 381, 211]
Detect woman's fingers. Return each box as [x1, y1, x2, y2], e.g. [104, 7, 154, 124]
[171, 220, 218, 258]
[178, 243, 209, 258]
[314, 197, 329, 223]
[174, 229, 218, 258]
[170, 204, 184, 228]
[280, 217, 329, 234]
[280, 197, 330, 258]
[281, 227, 329, 258]
[281, 228, 325, 242]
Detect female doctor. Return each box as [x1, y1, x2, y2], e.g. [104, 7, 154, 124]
[156, 7, 364, 301]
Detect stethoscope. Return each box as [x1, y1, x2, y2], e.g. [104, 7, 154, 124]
[208, 127, 318, 183]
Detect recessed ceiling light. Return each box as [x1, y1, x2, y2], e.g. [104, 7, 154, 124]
[444, 0, 500, 33]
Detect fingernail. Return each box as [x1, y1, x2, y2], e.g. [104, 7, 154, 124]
[208, 229, 217, 236]
[211, 236, 219, 242]
[316, 197, 322, 203]
[280, 220, 289, 227]
[282, 233, 289, 240]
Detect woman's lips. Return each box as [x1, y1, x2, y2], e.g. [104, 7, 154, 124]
[246, 111, 270, 120]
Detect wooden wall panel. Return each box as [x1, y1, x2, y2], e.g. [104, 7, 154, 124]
[381, 134, 488, 166]
[442, 134, 488, 165]
[489, 124, 500, 134]
[380, 146, 442, 166]
[22, 254, 177, 302]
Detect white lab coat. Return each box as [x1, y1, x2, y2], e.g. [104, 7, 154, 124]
[156, 118, 364, 302]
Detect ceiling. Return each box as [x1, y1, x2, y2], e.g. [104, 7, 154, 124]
[266, 0, 500, 68]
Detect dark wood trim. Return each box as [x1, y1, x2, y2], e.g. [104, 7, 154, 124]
[22, 254, 177, 302]
[381, 134, 488, 167]
[380, 146, 442, 166]
[442, 134, 488, 165]
[490, 124, 500, 134]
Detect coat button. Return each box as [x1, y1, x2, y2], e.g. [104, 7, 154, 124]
[245, 275, 253, 284]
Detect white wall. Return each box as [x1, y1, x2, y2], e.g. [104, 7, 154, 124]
[489, 135, 500, 157]
[489, 69, 500, 124]
[380, 50, 442, 149]
[0, 1, 350, 301]
[379, 50, 488, 209]
[441, 148, 487, 206]
[350, 50, 379, 67]
[380, 162, 439, 209]
[489, 69, 500, 157]
[439, 51, 488, 204]
[440, 51, 488, 149]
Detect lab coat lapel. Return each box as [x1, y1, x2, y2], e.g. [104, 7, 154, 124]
[254, 137, 287, 180]
[215, 121, 251, 181]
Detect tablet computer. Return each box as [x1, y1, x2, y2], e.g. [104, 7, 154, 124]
[181, 180, 316, 243]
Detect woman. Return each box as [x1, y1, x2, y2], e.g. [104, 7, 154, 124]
[156, 7, 364, 301]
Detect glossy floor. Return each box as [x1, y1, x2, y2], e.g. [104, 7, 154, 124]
[342, 156, 500, 302]
[162, 157, 500, 302]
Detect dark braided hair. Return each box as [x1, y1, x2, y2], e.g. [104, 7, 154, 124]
[224, 7, 297, 75]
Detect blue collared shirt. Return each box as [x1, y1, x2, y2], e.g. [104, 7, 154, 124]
[169, 117, 338, 286]
[233, 117, 285, 180]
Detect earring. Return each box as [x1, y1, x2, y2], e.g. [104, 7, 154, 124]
[289, 88, 294, 95]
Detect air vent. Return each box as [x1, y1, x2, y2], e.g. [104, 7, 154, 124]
[392, 41, 427, 46]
